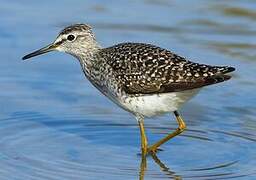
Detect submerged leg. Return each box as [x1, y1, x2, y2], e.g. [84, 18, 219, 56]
[136, 115, 148, 156]
[148, 111, 186, 153]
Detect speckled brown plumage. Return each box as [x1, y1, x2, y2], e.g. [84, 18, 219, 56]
[101, 43, 235, 94]
[60, 24, 93, 36]
[22, 23, 237, 153]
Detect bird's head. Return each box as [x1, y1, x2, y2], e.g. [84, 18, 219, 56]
[22, 24, 99, 60]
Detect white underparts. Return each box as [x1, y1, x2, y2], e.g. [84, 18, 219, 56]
[121, 89, 199, 117]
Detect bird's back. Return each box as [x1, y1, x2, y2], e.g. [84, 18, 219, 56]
[100, 43, 235, 95]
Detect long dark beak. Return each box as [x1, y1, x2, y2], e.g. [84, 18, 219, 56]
[22, 43, 58, 60]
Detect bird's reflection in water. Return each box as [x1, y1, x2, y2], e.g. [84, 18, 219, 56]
[139, 153, 182, 180]
[139, 154, 147, 180]
[138, 152, 241, 179]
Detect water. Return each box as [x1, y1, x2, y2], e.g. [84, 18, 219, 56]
[1, 0, 256, 179]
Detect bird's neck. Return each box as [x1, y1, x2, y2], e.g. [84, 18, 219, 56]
[73, 41, 100, 60]
[74, 44, 104, 81]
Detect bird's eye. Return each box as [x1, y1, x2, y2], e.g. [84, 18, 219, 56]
[67, 34, 75, 41]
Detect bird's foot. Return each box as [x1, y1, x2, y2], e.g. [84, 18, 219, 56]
[138, 147, 163, 156]
[147, 146, 163, 154]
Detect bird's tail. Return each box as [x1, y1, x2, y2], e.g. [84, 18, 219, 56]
[217, 66, 236, 74]
[204, 66, 235, 85]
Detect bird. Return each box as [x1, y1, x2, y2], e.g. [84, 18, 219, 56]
[22, 24, 235, 155]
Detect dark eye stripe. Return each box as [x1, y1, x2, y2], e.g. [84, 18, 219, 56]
[55, 34, 84, 46]
[55, 39, 65, 46]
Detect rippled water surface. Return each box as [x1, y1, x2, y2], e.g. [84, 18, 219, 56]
[1, 0, 256, 179]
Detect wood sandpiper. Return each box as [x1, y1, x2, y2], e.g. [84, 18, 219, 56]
[22, 24, 235, 155]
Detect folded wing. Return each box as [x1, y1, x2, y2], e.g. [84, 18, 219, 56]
[103, 43, 235, 95]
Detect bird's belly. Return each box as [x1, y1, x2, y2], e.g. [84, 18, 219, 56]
[121, 89, 199, 117]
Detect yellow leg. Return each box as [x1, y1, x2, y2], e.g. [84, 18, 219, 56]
[148, 111, 186, 153]
[137, 115, 148, 156]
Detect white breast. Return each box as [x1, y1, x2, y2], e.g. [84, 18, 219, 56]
[120, 89, 199, 117]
